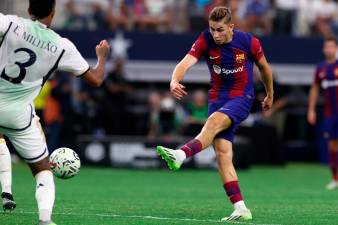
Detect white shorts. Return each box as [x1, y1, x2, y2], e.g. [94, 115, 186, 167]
[0, 107, 49, 163]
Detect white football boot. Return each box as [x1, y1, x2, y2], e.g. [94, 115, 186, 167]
[221, 208, 252, 221]
[326, 180, 338, 190]
[156, 146, 185, 170]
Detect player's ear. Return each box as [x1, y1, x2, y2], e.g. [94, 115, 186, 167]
[50, 8, 55, 19]
[228, 23, 234, 30]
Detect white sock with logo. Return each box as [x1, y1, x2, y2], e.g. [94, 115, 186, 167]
[0, 139, 12, 194]
[35, 170, 55, 222]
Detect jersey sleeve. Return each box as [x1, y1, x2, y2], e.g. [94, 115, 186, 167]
[313, 65, 321, 85]
[250, 36, 264, 62]
[58, 38, 90, 76]
[188, 33, 207, 59]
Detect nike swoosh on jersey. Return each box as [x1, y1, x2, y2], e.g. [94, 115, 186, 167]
[220, 108, 230, 111]
[210, 56, 220, 59]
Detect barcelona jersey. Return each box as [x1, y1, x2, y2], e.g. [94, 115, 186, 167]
[313, 60, 338, 139]
[313, 60, 338, 118]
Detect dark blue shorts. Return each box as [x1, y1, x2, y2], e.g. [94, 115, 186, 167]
[208, 96, 253, 142]
[323, 117, 338, 140]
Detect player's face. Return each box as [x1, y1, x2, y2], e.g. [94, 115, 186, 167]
[209, 20, 234, 45]
[323, 40, 337, 61]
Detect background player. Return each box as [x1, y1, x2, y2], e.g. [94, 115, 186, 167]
[0, 0, 110, 224]
[156, 6, 273, 221]
[308, 37, 338, 190]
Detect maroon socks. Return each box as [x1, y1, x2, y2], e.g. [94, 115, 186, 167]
[224, 181, 243, 204]
[180, 139, 202, 158]
[328, 150, 338, 181]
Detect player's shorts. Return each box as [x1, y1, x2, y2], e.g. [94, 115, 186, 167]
[208, 96, 253, 142]
[323, 116, 338, 140]
[0, 105, 48, 163]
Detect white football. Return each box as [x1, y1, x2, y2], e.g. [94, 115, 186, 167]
[49, 147, 81, 179]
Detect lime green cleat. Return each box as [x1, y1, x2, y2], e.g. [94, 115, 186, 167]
[156, 146, 183, 171]
[221, 208, 252, 221]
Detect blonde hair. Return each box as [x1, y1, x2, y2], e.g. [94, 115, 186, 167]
[209, 6, 232, 24]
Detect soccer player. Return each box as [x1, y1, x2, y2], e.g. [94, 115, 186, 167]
[308, 37, 338, 190]
[156, 7, 273, 221]
[0, 0, 110, 224]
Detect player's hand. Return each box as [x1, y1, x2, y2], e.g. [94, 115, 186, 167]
[170, 81, 187, 100]
[262, 95, 273, 111]
[307, 110, 316, 125]
[96, 40, 110, 60]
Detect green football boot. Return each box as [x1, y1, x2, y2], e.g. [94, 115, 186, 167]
[156, 146, 183, 171]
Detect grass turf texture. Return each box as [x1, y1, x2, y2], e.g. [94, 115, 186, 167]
[1, 163, 338, 225]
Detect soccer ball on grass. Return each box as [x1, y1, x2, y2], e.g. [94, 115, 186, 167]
[49, 147, 81, 179]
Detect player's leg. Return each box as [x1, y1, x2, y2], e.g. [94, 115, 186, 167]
[156, 112, 231, 170]
[327, 139, 338, 190]
[28, 158, 55, 225]
[4, 116, 56, 225]
[0, 135, 16, 212]
[213, 138, 252, 221]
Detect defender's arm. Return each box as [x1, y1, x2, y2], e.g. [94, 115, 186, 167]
[82, 40, 110, 87]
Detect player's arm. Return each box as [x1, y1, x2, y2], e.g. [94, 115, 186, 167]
[307, 82, 319, 125]
[255, 56, 274, 111]
[170, 54, 198, 100]
[81, 40, 110, 87]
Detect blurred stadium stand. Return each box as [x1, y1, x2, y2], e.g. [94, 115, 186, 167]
[1, 0, 336, 168]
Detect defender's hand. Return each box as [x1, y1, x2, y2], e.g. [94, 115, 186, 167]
[170, 81, 187, 100]
[307, 110, 316, 125]
[262, 95, 273, 111]
[96, 40, 110, 60]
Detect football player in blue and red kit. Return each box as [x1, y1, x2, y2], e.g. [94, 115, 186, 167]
[156, 6, 274, 221]
[308, 37, 338, 190]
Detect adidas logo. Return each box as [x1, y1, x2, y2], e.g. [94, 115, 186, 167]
[37, 183, 45, 188]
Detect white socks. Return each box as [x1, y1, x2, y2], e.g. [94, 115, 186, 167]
[35, 170, 55, 222]
[176, 149, 187, 162]
[0, 139, 12, 194]
[234, 200, 247, 211]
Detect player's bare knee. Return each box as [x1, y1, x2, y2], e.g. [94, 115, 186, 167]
[28, 157, 50, 176]
[204, 119, 219, 134]
[205, 116, 227, 134]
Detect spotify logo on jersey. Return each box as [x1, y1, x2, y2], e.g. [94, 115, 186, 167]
[213, 65, 243, 75]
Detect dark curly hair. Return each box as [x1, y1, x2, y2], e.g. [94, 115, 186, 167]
[29, 0, 55, 19]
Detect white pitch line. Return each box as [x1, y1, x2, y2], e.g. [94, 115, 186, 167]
[15, 211, 282, 225]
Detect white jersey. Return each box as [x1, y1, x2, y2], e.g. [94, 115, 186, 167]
[0, 13, 89, 130]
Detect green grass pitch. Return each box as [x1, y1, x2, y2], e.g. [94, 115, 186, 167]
[1, 163, 338, 225]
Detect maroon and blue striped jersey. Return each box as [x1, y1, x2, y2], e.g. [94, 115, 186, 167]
[188, 29, 264, 102]
[313, 60, 338, 118]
